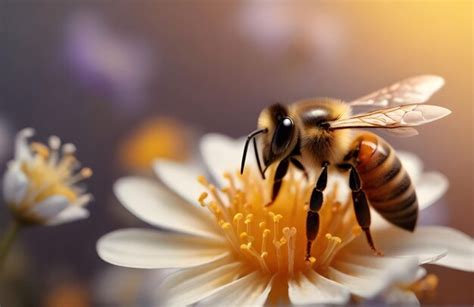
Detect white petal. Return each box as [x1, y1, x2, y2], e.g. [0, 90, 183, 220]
[30, 195, 70, 221]
[46, 206, 90, 226]
[196, 272, 273, 307]
[384, 288, 420, 306]
[97, 228, 229, 269]
[153, 160, 208, 211]
[398, 151, 423, 184]
[416, 172, 448, 211]
[160, 256, 243, 306]
[200, 134, 250, 188]
[2, 163, 28, 205]
[327, 254, 419, 298]
[114, 177, 220, 239]
[288, 270, 350, 305]
[347, 226, 474, 272]
[14, 128, 34, 161]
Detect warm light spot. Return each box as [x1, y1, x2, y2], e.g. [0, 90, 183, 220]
[198, 167, 360, 278]
[117, 117, 190, 171]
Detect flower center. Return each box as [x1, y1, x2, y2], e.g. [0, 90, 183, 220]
[198, 166, 361, 278]
[20, 137, 92, 206]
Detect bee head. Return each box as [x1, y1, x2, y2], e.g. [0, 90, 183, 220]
[257, 103, 298, 169]
[241, 103, 299, 179]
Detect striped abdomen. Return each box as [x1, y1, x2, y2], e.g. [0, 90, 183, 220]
[354, 132, 418, 231]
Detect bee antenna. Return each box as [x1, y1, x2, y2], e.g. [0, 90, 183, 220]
[253, 137, 266, 179]
[263, 164, 270, 176]
[241, 128, 267, 176]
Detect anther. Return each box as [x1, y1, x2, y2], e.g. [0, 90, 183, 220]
[81, 168, 93, 178]
[318, 234, 342, 267]
[221, 222, 231, 230]
[233, 213, 243, 223]
[240, 243, 250, 250]
[49, 136, 61, 150]
[62, 143, 76, 154]
[197, 176, 209, 187]
[198, 192, 208, 206]
[305, 256, 317, 269]
[30, 142, 49, 158]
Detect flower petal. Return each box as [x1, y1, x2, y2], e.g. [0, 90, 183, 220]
[347, 226, 474, 272]
[327, 254, 419, 298]
[30, 195, 70, 221]
[288, 270, 350, 305]
[195, 272, 273, 307]
[114, 177, 220, 239]
[160, 256, 243, 306]
[2, 163, 28, 205]
[153, 160, 207, 211]
[384, 288, 419, 306]
[200, 134, 250, 188]
[415, 172, 448, 211]
[14, 128, 34, 161]
[46, 206, 90, 226]
[398, 151, 423, 184]
[97, 228, 229, 269]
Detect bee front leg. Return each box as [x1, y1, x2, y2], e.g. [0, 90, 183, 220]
[349, 165, 383, 256]
[265, 158, 290, 207]
[305, 161, 329, 260]
[289, 157, 309, 180]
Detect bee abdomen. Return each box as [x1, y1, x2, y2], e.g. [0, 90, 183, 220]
[355, 133, 418, 231]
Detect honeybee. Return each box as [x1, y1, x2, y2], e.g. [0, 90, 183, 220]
[240, 75, 451, 260]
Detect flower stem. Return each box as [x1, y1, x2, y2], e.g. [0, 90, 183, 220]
[0, 221, 21, 270]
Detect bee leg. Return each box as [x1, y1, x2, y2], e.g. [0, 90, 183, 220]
[265, 158, 290, 207]
[305, 161, 329, 260]
[349, 166, 383, 256]
[290, 157, 309, 180]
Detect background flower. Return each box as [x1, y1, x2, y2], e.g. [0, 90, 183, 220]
[63, 9, 155, 112]
[3, 128, 92, 226]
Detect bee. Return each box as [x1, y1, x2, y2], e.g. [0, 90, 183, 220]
[240, 75, 451, 260]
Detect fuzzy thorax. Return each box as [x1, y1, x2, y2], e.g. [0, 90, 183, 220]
[290, 98, 353, 166]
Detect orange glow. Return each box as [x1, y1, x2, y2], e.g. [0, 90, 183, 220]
[118, 117, 190, 171]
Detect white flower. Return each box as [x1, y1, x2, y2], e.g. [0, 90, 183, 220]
[2, 128, 92, 226]
[97, 134, 473, 306]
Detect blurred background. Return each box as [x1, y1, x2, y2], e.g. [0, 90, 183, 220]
[1, 1, 472, 306]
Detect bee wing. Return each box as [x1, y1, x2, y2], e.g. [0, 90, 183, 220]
[349, 75, 445, 107]
[328, 104, 451, 132]
[379, 127, 420, 137]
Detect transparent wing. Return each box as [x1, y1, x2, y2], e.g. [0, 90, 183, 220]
[328, 104, 451, 132]
[349, 75, 445, 107]
[378, 127, 420, 138]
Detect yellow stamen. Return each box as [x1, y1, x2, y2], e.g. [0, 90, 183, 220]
[195, 168, 359, 278]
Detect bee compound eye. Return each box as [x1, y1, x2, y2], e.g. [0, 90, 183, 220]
[271, 117, 294, 156]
